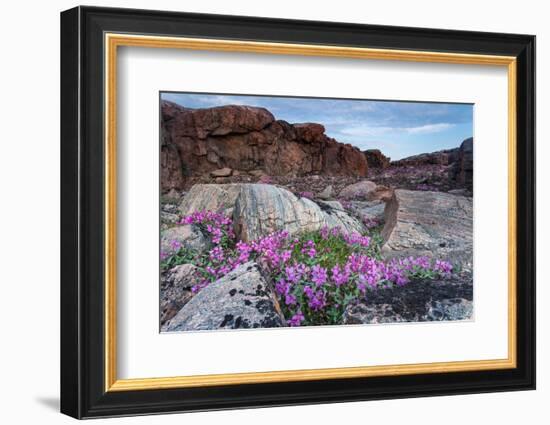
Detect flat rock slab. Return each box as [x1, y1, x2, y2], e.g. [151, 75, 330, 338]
[344, 274, 473, 324]
[349, 200, 386, 222]
[381, 189, 473, 270]
[163, 262, 285, 332]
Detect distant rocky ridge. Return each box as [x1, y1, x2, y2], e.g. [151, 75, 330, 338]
[389, 137, 473, 190]
[161, 101, 368, 191]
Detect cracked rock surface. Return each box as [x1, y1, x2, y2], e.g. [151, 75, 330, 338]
[163, 261, 285, 332]
[381, 189, 473, 271]
[344, 273, 473, 324]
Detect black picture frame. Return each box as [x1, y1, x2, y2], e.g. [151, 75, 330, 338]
[61, 5, 536, 419]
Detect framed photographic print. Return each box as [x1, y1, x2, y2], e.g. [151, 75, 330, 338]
[60, 6, 536, 419]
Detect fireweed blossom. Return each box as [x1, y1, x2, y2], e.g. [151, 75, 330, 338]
[209, 246, 225, 262]
[288, 311, 305, 326]
[284, 293, 297, 306]
[331, 264, 350, 287]
[343, 232, 371, 248]
[301, 239, 317, 258]
[311, 265, 328, 286]
[165, 210, 456, 327]
[170, 240, 182, 251]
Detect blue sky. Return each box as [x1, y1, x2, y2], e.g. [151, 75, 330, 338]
[161, 92, 473, 160]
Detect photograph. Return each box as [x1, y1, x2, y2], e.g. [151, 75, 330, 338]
[56, 4, 536, 419]
[159, 93, 474, 332]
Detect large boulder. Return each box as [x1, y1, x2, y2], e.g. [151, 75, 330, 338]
[178, 184, 241, 216]
[338, 180, 377, 200]
[160, 264, 200, 326]
[160, 224, 210, 257]
[163, 262, 285, 331]
[381, 189, 473, 270]
[178, 183, 365, 242]
[160, 101, 368, 190]
[232, 184, 365, 241]
[344, 274, 473, 324]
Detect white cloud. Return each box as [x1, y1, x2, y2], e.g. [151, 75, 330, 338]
[339, 122, 454, 137]
[406, 123, 454, 134]
[339, 125, 394, 137]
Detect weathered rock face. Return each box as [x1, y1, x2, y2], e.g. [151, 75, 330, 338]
[160, 264, 200, 326]
[168, 104, 275, 138]
[348, 200, 386, 223]
[161, 144, 185, 191]
[338, 180, 377, 200]
[381, 189, 473, 270]
[178, 184, 242, 216]
[315, 200, 366, 235]
[234, 184, 324, 241]
[160, 224, 210, 257]
[231, 184, 365, 241]
[455, 137, 473, 190]
[344, 274, 473, 324]
[364, 149, 390, 169]
[317, 184, 333, 200]
[163, 262, 285, 331]
[161, 101, 368, 190]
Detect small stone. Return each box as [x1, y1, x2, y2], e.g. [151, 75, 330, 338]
[161, 211, 179, 225]
[206, 151, 220, 164]
[166, 188, 180, 199]
[427, 298, 473, 321]
[210, 167, 232, 177]
[160, 224, 210, 257]
[317, 185, 333, 199]
[339, 180, 377, 200]
[248, 169, 266, 177]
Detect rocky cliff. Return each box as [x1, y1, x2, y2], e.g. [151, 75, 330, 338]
[161, 101, 368, 191]
[389, 137, 473, 191]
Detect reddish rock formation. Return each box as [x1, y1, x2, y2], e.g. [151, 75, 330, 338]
[160, 101, 368, 191]
[364, 149, 390, 169]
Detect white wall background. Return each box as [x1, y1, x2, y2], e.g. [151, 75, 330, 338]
[0, 0, 545, 423]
